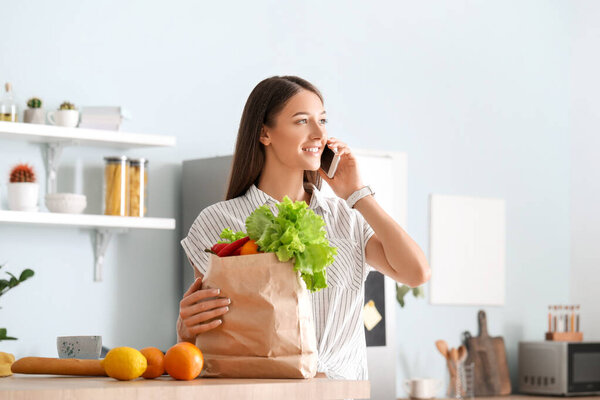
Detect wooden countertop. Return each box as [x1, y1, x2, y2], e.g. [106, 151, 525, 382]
[1, 374, 370, 400]
[399, 397, 600, 400]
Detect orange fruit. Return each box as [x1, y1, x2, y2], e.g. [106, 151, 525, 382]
[240, 239, 259, 255]
[164, 342, 204, 380]
[140, 347, 165, 379]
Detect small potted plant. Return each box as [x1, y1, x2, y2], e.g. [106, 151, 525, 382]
[7, 163, 39, 212]
[0, 263, 34, 376]
[47, 101, 79, 127]
[0, 264, 34, 341]
[23, 97, 45, 124]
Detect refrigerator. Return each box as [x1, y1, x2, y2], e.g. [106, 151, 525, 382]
[181, 151, 407, 400]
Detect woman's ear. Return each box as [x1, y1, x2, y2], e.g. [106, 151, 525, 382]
[259, 125, 271, 146]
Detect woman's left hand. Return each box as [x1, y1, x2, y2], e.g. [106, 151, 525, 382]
[318, 138, 364, 200]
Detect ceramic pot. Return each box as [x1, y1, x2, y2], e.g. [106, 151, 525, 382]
[7, 182, 39, 212]
[23, 108, 46, 124]
[57, 336, 102, 359]
[47, 109, 79, 127]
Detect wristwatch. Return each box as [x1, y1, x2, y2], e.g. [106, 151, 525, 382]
[346, 185, 375, 209]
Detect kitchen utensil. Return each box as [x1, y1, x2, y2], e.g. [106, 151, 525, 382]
[435, 340, 449, 359]
[462, 310, 511, 396]
[437, 340, 458, 387]
[450, 347, 459, 363]
[458, 345, 467, 362]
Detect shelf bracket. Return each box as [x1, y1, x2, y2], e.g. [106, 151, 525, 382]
[43, 142, 65, 194]
[93, 228, 127, 282]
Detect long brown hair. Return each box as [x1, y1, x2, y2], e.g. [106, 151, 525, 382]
[226, 76, 324, 200]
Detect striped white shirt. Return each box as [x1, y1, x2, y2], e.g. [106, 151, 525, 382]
[181, 183, 375, 380]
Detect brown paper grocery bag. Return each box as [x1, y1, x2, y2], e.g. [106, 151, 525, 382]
[196, 252, 318, 378]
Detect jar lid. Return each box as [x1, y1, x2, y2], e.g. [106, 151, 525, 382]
[129, 158, 148, 166]
[104, 156, 128, 162]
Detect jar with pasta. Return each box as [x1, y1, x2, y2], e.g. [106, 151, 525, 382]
[129, 158, 148, 217]
[103, 156, 129, 216]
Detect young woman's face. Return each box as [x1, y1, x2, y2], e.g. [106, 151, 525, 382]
[261, 89, 328, 172]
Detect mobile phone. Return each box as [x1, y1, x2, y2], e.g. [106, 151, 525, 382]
[320, 145, 341, 179]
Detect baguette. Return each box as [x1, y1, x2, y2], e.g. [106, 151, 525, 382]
[11, 357, 107, 376]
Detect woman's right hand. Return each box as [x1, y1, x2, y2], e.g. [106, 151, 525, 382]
[178, 276, 230, 340]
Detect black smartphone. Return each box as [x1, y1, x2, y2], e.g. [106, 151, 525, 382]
[320, 145, 341, 179]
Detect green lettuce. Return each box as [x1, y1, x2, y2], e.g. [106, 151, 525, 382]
[245, 196, 337, 292]
[218, 228, 247, 243]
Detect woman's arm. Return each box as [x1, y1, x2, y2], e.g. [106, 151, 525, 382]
[354, 195, 430, 287]
[319, 137, 430, 287]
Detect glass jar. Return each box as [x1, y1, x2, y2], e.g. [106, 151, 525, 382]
[129, 158, 148, 217]
[447, 360, 474, 400]
[103, 156, 129, 216]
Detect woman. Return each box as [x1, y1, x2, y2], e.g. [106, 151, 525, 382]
[179, 75, 430, 380]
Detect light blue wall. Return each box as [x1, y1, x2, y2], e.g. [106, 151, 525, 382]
[1, 1, 571, 396]
[571, 0, 600, 341]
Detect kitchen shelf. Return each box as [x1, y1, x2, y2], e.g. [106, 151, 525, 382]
[0, 210, 175, 230]
[0, 121, 176, 193]
[0, 210, 176, 282]
[0, 121, 177, 282]
[0, 121, 176, 148]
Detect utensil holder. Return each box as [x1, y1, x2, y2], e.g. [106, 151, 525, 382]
[545, 331, 583, 342]
[447, 360, 474, 399]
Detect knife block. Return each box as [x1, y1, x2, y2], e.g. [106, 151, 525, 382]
[545, 331, 583, 342]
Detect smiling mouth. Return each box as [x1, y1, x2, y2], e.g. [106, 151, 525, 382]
[302, 147, 321, 153]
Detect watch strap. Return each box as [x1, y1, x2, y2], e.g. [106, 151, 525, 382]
[346, 185, 374, 208]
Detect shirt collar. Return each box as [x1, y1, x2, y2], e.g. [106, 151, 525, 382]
[244, 183, 331, 215]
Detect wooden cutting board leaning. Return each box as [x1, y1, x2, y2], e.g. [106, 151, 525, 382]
[462, 310, 511, 396]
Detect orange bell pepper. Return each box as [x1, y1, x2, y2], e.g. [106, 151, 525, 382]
[240, 239, 259, 255]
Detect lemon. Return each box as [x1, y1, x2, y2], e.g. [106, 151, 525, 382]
[101, 347, 147, 381]
[0, 352, 15, 377]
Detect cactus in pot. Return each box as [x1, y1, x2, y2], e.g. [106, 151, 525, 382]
[27, 97, 42, 109]
[9, 163, 36, 183]
[7, 163, 39, 212]
[59, 101, 76, 110]
[23, 97, 45, 124]
[48, 101, 79, 127]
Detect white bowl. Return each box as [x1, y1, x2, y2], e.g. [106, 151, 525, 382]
[45, 193, 87, 214]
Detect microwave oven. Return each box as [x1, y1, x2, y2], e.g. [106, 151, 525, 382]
[519, 341, 600, 396]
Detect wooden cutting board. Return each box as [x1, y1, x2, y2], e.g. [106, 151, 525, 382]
[462, 310, 511, 396]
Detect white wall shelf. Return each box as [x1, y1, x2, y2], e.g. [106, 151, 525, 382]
[0, 121, 177, 282]
[0, 210, 175, 230]
[0, 210, 176, 282]
[0, 121, 176, 194]
[0, 121, 176, 148]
